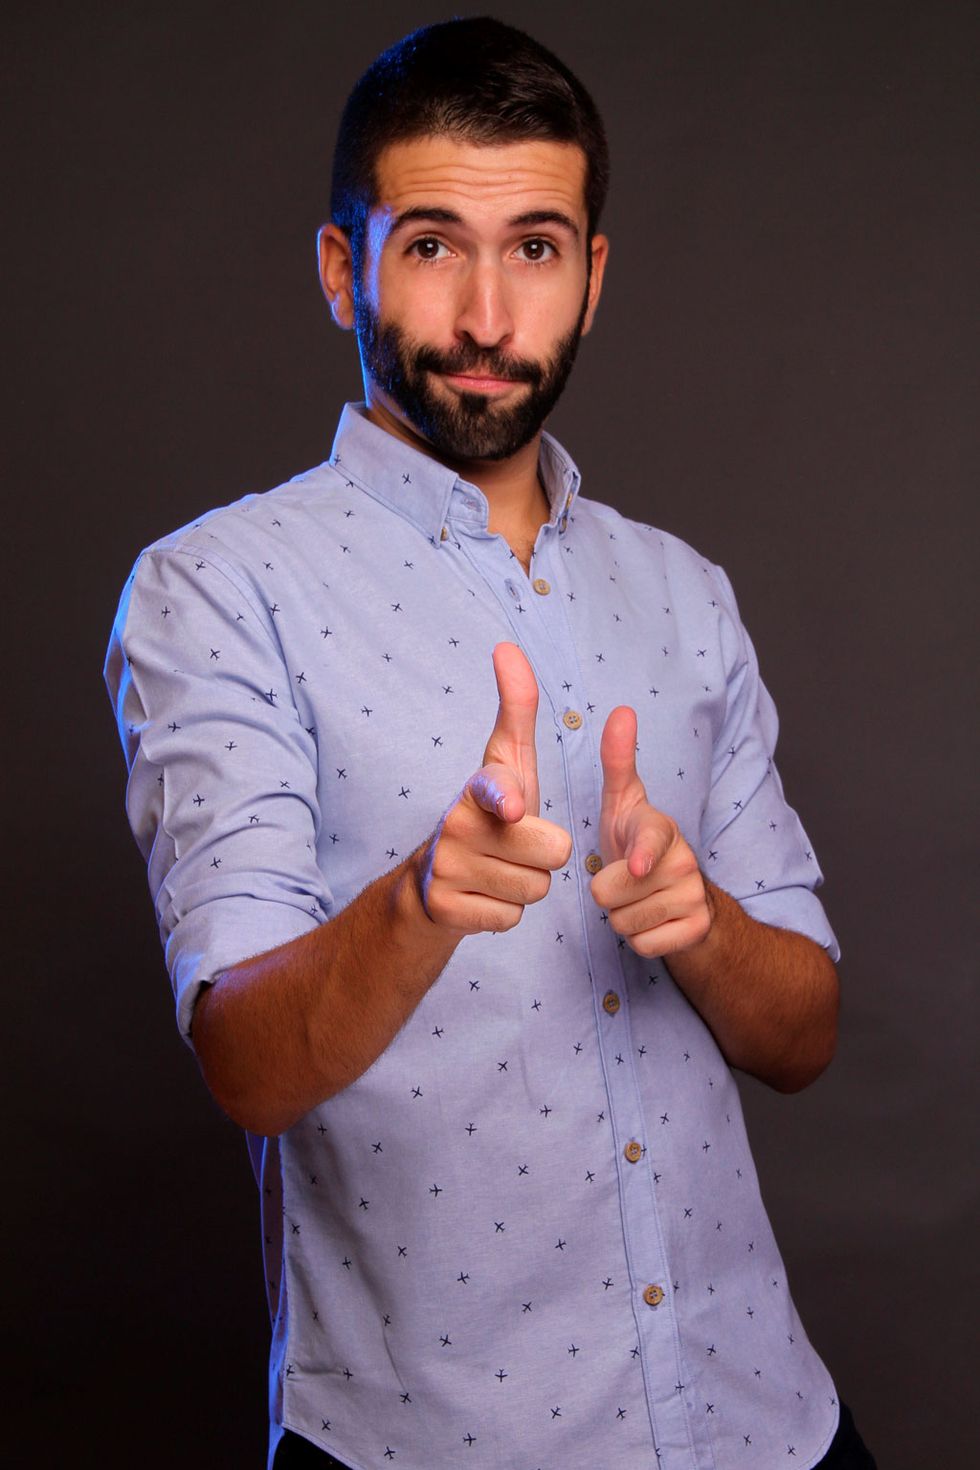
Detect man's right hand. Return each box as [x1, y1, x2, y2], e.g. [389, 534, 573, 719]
[194, 641, 573, 1132]
[414, 642, 573, 935]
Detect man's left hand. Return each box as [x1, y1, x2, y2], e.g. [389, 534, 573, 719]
[591, 705, 713, 958]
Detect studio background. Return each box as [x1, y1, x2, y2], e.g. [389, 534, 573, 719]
[5, 2, 975, 1465]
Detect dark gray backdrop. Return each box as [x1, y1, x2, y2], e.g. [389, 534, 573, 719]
[5, 2, 976, 1465]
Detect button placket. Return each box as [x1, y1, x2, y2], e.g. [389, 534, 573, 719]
[591, 924, 690, 1445]
[462, 523, 693, 1457]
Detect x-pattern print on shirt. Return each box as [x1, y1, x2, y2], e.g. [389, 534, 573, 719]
[107, 404, 841, 1470]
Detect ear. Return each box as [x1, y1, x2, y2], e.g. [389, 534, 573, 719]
[581, 233, 609, 336]
[318, 223, 356, 331]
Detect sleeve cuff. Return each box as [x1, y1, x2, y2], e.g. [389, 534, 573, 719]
[737, 885, 841, 963]
[167, 896, 325, 1045]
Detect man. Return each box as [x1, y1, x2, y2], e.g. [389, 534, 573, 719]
[106, 18, 876, 1470]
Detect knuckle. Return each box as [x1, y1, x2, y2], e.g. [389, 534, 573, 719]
[424, 887, 453, 927]
[607, 907, 630, 935]
[525, 869, 551, 904]
[692, 911, 712, 945]
[449, 795, 481, 840]
[437, 811, 462, 851]
[644, 901, 669, 930]
[493, 903, 524, 933]
[520, 817, 572, 869]
[430, 834, 468, 885]
[630, 930, 660, 959]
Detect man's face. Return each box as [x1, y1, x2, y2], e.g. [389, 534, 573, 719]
[331, 137, 607, 466]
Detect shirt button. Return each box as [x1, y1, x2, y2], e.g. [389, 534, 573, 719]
[562, 709, 583, 730]
[440, 526, 448, 541]
[532, 577, 551, 595]
[602, 990, 621, 1015]
[643, 1283, 665, 1308]
[624, 1140, 643, 1164]
[584, 852, 603, 875]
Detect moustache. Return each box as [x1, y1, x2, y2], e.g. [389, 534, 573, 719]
[412, 342, 544, 388]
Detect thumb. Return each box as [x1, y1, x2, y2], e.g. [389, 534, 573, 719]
[481, 642, 540, 819]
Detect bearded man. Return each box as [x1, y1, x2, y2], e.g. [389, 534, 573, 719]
[106, 18, 876, 1470]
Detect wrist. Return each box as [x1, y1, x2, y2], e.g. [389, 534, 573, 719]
[393, 844, 435, 936]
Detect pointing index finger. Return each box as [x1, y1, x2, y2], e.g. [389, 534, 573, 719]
[599, 705, 640, 802]
[482, 642, 540, 818]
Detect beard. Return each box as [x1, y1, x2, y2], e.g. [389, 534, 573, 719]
[353, 289, 589, 463]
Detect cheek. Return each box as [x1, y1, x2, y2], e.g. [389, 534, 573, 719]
[378, 268, 460, 341]
[519, 293, 584, 357]
[520, 264, 589, 326]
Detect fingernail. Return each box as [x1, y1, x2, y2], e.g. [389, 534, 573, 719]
[495, 794, 507, 819]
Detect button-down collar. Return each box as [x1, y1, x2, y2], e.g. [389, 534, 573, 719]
[328, 401, 581, 544]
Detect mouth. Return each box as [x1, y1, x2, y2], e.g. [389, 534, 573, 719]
[439, 371, 525, 395]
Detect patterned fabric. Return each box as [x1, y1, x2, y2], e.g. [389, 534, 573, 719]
[273, 1400, 877, 1469]
[106, 403, 842, 1470]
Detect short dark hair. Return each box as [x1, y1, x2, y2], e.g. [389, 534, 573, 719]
[330, 17, 609, 271]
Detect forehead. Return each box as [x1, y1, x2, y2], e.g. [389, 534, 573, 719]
[372, 136, 588, 225]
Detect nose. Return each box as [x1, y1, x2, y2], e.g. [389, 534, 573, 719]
[453, 259, 515, 350]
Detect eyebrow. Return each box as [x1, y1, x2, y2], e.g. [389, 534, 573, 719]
[508, 209, 581, 240]
[388, 205, 581, 241]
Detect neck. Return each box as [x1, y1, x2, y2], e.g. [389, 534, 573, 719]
[364, 401, 552, 563]
[453, 438, 551, 538]
[471, 443, 551, 575]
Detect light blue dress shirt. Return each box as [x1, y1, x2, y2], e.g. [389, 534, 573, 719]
[106, 403, 842, 1470]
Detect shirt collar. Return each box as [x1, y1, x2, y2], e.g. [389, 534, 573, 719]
[327, 402, 582, 544]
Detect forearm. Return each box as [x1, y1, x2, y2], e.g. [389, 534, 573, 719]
[665, 880, 839, 1092]
[191, 849, 459, 1136]
[190, 644, 572, 1137]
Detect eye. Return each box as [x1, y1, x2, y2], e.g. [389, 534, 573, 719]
[409, 236, 450, 262]
[516, 238, 557, 264]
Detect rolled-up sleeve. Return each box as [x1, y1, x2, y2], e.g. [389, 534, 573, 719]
[699, 564, 840, 960]
[104, 543, 334, 1044]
